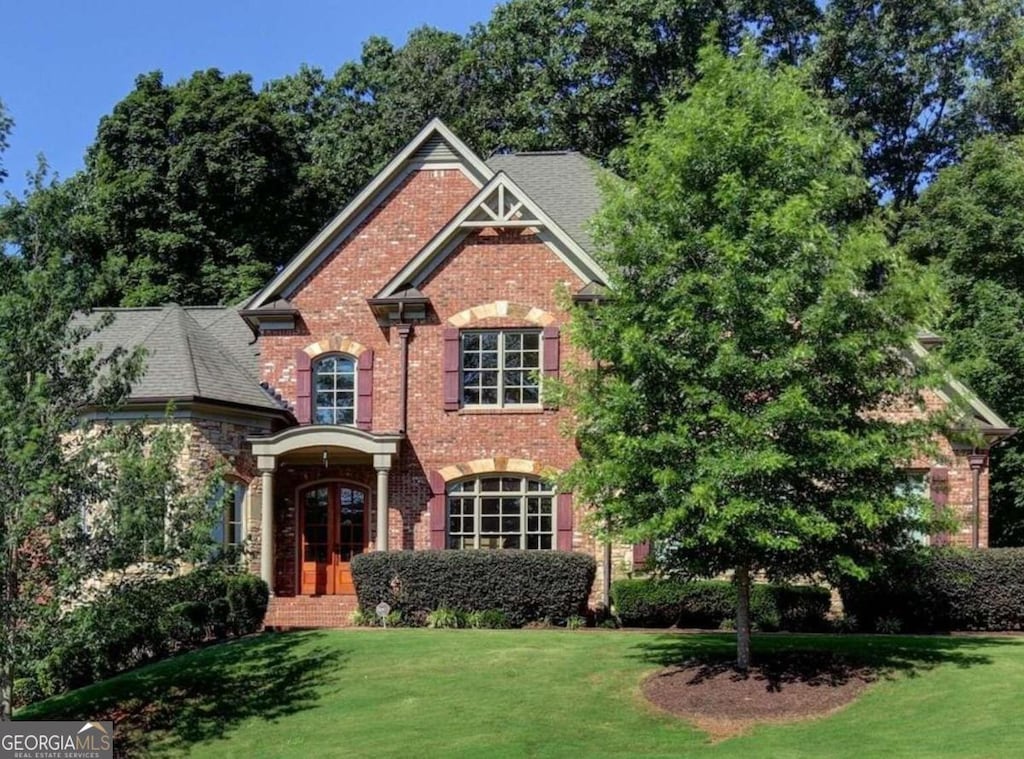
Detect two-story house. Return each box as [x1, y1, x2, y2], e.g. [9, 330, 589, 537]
[89, 120, 1014, 627]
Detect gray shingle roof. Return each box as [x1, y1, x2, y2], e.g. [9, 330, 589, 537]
[485, 151, 603, 253]
[83, 305, 283, 412]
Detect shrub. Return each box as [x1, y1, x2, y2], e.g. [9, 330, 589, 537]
[840, 547, 1024, 632]
[426, 607, 465, 629]
[352, 550, 596, 627]
[466, 610, 511, 629]
[611, 578, 830, 631]
[30, 568, 268, 701]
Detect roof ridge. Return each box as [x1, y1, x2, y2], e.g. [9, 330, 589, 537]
[175, 306, 264, 397]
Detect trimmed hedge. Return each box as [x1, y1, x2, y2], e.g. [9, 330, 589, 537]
[351, 550, 596, 627]
[29, 569, 268, 700]
[611, 578, 831, 631]
[840, 548, 1024, 633]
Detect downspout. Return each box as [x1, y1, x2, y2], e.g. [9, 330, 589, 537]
[397, 322, 412, 435]
[602, 520, 612, 610]
[968, 452, 988, 548]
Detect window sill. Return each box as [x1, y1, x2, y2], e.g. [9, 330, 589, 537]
[457, 406, 547, 415]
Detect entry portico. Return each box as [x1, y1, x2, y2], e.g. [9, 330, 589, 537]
[250, 426, 402, 594]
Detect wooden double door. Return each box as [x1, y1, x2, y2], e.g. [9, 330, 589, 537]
[300, 483, 368, 595]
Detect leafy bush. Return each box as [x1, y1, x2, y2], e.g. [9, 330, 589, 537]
[466, 610, 511, 629]
[840, 548, 1024, 632]
[611, 578, 830, 631]
[352, 550, 596, 627]
[426, 607, 465, 629]
[29, 569, 268, 700]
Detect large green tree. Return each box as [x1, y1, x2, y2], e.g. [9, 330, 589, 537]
[564, 41, 947, 669]
[903, 134, 1024, 544]
[812, 0, 1024, 209]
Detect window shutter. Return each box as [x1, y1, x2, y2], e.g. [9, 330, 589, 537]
[930, 466, 950, 546]
[428, 471, 447, 549]
[632, 541, 651, 567]
[556, 492, 573, 551]
[443, 328, 461, 411]
[295, 350, 312, 424]
[356, 349, 374, 431]
[542, 326, 560, 409]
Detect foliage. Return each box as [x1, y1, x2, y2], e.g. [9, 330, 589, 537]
[611, 579, 830, 631]
[23, 569, 267, 703]
[351, 550, 596, 627]
[811, 0, 1024, 207]
[425, 607, 465, 629]
[465, 609, 511, 629]
[840, 547, 1024, 632]
[92, 420, 224, 569]
[564, 40, 948, 668]
[902, 135, 1024, 544]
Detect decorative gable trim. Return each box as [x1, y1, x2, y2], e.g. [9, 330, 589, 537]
[247, 119, 493, 310]
[375, 171, 610, 299]
[908, 340, 1016, 447]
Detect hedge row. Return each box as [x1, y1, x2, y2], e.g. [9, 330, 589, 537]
[840, 548, 1024, 633]
[351, 550, 596, 627]
[611, 578, 831, 631]
[25, 569, 268, 701]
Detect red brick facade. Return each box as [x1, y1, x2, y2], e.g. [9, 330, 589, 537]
[215, 124, 1006, 627]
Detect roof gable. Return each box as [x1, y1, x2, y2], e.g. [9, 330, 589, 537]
[376, 170, 609, 298]
[247, 119, 493, 311]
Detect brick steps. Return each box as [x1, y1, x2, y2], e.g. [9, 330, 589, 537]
[264, 595, 360, 629]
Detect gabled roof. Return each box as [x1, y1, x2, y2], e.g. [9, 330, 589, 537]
[83, 305, 287, 413]
[910, 339, 1015, 445]
[375, 170, 610, 298]
[486, 151, 604, 253]
[247, 119, 493, 310]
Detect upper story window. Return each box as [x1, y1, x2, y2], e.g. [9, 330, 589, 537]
[314, 354, 356, 425]
[462, 330, 540, 408]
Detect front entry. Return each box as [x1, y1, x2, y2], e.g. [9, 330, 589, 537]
[299, 483, 368, 595]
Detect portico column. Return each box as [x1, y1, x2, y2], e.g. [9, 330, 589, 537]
[374, 453, 391, 551]
[258, 455, 276, 592]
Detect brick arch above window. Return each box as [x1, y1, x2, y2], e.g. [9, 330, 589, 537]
[446, 301, 557, 328]
[302, 335, 370, 359]
[436, 457, 558, 482]
[295, 344, 373, 429]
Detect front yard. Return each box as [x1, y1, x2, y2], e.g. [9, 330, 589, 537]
[20, 629, 1024, 757]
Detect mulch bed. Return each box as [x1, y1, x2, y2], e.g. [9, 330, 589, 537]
[642, 650, 878, 739]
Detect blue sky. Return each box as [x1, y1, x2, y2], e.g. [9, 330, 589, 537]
[0, 0, 496, 198]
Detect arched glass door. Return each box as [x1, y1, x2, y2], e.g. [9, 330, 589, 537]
[300, 483, 367, 595]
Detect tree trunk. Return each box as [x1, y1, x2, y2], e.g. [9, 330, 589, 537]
[0, 659, 12, 721]
[735, 565, 752, 672]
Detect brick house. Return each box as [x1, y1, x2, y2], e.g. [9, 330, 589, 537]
[89, 120, 1013, 626]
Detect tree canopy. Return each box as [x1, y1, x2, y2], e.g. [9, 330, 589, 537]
[563, 41, 948, 668]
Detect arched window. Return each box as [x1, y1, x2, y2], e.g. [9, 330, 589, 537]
[314, 354, 357, 425]
[447, 476, 555, 549]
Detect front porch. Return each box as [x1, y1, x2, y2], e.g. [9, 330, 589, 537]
[250, 425, 403, 601]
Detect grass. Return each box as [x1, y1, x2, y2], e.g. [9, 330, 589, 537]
[19, 629, 1024, 758]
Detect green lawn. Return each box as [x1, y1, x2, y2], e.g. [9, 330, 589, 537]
[20, 629, 1024, 758]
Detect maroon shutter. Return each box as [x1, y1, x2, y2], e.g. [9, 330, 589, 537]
[295, 350, 312, 424]
[356, 349, 374, 431]
[930, 466, 950, 546]
[542, 326, 560, 409]
[428, 471, 447, 549]
[443, 328, 461, 411]
[556, 492, 573, 551]
[633, 541, 651, 567]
